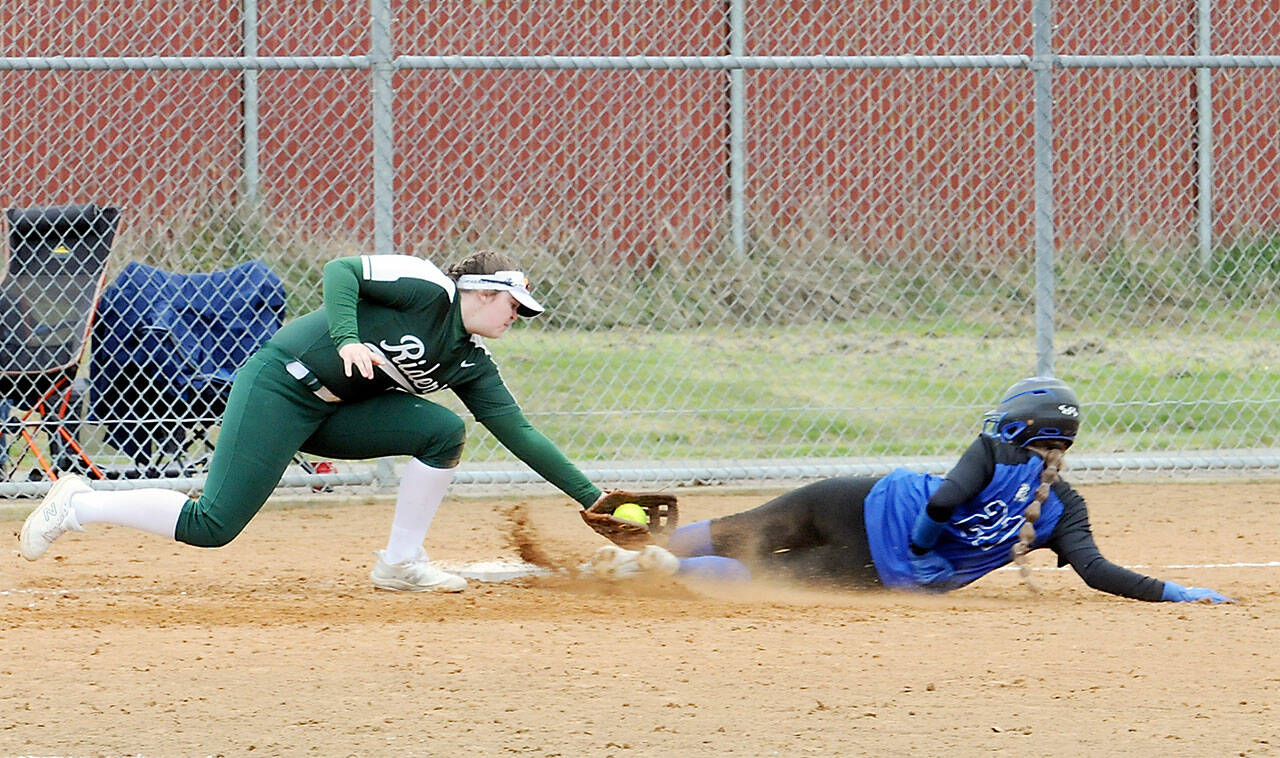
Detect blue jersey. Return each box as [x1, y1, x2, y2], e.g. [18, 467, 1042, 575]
[863, 436, 1065, 590]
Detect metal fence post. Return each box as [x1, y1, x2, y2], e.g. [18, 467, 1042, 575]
[727, 0, 748, 260]
[1032, 0, 1057, 377]
[1196, 0, 1215, 270]
[371, 0, 397, 490]
[370, 0, 395, 256]
[240, 0, 261, 207]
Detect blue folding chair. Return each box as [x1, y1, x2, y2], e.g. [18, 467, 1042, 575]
[89, 260, 286, 477]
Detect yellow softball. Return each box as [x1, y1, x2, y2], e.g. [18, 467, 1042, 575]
[612, 502, 649, 525]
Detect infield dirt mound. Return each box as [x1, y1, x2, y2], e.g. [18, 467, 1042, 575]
[4, 480, 1277, 756]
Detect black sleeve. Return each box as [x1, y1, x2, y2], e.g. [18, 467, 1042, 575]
[1045, 481, 1165, 601]
[924, 436, 996, 521]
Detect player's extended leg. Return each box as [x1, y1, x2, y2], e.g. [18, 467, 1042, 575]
[659, 483, 835, 577]
[764, 543, 882, 589]
[176, 356, 336, 546]
[664, 476, 881, 586]
[711, 477, 875, 558]
[300, 392, 468, 592]
[20, 352, 329, 559]
[758, 477, 881, 587]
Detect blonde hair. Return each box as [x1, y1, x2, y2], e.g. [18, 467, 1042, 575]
[1010, 445, 1065, 595]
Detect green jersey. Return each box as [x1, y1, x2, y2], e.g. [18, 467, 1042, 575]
[266, 255, 600, 506]
[267, 255, 516, 419]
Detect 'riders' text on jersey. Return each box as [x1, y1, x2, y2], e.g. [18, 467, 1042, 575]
[266, 255, 516, 418]
[864, 435, 1066, 590]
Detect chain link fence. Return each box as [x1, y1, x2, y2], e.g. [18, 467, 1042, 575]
[3, 1, 1279, 498]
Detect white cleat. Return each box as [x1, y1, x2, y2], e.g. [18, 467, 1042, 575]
[636, 544, 681, 576]
[370, 550, 468, 593]
[587, 544, 641, 580]
[19, 474, 92, 561]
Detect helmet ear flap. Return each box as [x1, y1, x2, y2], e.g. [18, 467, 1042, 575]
[999, 420, 1030, 444]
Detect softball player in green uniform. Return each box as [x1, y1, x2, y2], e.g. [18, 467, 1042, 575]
[20, 251, 604, 592]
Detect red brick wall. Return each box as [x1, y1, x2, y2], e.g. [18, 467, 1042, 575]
[4, 1, 1278, 259]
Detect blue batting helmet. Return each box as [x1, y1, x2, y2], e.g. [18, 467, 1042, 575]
[982, 376, 1080, 449]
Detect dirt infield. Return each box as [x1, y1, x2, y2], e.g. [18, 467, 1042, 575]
[4, 479, 1278, 757]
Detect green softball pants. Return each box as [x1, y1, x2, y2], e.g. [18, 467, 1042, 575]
[174, 346, 466, 547]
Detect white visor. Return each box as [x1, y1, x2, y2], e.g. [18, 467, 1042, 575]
[455, 270, 545, 317]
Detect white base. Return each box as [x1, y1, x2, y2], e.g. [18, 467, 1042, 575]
[435, 559, 555, 583]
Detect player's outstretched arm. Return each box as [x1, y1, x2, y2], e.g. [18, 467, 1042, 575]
[1049, 486, 1234, 603]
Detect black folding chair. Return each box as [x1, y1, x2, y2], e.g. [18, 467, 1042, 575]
[0, 204, 119, 481]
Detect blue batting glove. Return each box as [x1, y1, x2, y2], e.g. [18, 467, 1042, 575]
[908, 549, 956, 589]
[1161, 581, 1234, 604]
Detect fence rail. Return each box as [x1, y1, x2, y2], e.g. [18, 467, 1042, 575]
[7, 54, 1280, 71]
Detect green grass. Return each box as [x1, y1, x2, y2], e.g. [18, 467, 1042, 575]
[435, 323, 1280, 463]
[77, 206, 1280, 468]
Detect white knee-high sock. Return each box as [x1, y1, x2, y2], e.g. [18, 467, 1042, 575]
[382, 460, 456, 563]
[70, 488, 189, 540]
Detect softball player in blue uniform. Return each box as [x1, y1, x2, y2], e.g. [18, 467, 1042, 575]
[21, 251, 607, 593]
[602, 377, 1231, 604]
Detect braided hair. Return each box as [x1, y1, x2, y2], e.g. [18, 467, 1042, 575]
[1010, 444, 1066, 595]
[983, 376, 1080, 596]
